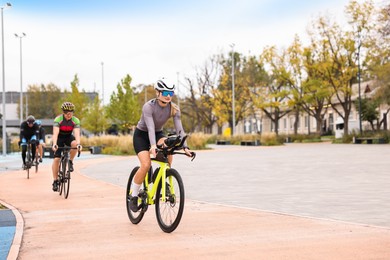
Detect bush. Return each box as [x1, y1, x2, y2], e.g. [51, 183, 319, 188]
[187, 133, 210, 150]
[81, 135, 135, 155]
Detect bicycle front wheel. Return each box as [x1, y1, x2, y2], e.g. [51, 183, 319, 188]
[35, 159, 39, 173]
[155, 168, 185, 233]
[126, 166, 145, 224]
[58, 159, 65, 196]
[63, 160, 70, 199]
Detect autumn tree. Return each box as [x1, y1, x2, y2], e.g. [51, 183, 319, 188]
[211, 52, 253, 135]
[253, 46, 291, 135]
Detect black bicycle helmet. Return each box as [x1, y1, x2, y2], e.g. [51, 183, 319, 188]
[26, 115, 35, 123]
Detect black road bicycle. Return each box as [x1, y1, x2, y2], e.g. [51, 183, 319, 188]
[56, 146, 81, 199]
[23, 140, 38, 179]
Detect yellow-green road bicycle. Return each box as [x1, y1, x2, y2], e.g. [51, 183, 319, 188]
[126, 135, 196, 233]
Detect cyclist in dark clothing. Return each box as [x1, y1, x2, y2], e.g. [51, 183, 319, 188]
[35, 120, 45, 163]
[19, 115, 39, 169]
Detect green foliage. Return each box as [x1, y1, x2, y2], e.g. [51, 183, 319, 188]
[25, 83, 61, 119]
[83, 96, 110, 135]
[63, 74, 90, 121]
[106, 75, 141, 132]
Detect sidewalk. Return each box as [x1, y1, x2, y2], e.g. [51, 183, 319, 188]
[0, 155, 390, 259]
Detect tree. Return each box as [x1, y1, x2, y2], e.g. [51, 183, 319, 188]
[252, 46, 291, 135]
[355, 98, 379, 130]
[24, 83, 61, 119]
[106, 74, 141, 133]
[182, 56, 222, 133]
[211, 52, 253, 135]
[62, 74, 90, 121]
[83, 96, 109, 135]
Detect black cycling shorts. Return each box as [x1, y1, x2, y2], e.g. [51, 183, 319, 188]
[54, 135, 75, 158]
[133, 128, 165, 154]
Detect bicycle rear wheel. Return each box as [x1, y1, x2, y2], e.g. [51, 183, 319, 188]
[126, 166, 145, 224]
[26, 148, 31, 179]
[155, 168, 185, 233]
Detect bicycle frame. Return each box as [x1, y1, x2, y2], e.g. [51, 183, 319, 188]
[144, 160, 171, 204]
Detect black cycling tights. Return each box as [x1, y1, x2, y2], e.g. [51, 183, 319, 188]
[22, 142, 36, 164]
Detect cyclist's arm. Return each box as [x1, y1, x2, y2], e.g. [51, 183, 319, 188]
[19, 122, 25, 141]
[34, 124, 40, 141]
[172, 110, 187, 146]
[73, 127, 81, 145]
[52, 126, 59, 146]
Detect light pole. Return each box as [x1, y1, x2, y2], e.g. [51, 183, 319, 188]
[15, 32, 26, 123]
[230, 43, 236, 136]
[101, 62, 104, 105]
[1, 3, 11, 156]
[357, 34, 362, 135]
[176, 72, 180, 107]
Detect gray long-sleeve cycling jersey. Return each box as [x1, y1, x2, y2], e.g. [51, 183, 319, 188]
[136, 99, 185, 145]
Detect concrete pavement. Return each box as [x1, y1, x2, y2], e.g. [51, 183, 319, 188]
[0, 143, 390, 259]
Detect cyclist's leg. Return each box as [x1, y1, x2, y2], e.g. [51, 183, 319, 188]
[30, 136, 37, 161]
[132, 129, 152, 189]
[51, 137, 64, 190]
[66, 136, 76, 172]
[38, 139, 44, 161]
[132, 151, 150, 194]
[21, 138, 27, 165]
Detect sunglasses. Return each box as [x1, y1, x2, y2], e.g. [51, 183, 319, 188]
[63, 110, 74, 114]
[161, 90, 174, 97]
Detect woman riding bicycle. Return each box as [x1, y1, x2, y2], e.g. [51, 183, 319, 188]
[51, 102, 82, 192]
[129, 77, 193, 212]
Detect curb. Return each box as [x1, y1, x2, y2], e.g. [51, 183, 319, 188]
[0, 199, 24, 260]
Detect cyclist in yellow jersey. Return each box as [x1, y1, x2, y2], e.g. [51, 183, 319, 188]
[51, 102, 82, 191]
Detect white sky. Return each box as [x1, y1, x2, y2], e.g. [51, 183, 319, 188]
[2, 0, 384, 103]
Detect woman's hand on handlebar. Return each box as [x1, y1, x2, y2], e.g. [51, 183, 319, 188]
[52, 144, 58, 151]
[149, 144, 157, 158]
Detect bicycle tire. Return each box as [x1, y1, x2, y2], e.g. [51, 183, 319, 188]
[58, 159, 64, 196]
[126, 166, 145, 224]
[63, 158, 70, 199]
[26, 146, 31, 179]
[35, 158, 39, 173]
[155, 168, 185, 233]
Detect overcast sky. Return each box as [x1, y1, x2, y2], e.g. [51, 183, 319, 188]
[3, 0, 383, 103]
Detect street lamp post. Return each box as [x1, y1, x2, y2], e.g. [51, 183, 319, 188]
[101, 62, 104, 105]
[1, 2, 11, 156]
[357, 34, 362, 136]
[230, 43, 236, 136]
[15, 32, 26, 123]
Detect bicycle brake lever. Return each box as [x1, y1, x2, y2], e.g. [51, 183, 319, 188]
[190, 152, 196, 161]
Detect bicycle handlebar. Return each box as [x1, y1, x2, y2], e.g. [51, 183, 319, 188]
[155, 134, 196, 161]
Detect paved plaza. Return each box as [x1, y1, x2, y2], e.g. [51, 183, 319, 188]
[0, 142, 389, 259]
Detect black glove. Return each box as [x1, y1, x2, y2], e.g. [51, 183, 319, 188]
[18, 141, 21, 147]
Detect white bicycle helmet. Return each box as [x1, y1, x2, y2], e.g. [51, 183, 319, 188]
[154, 77, 175, 92]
